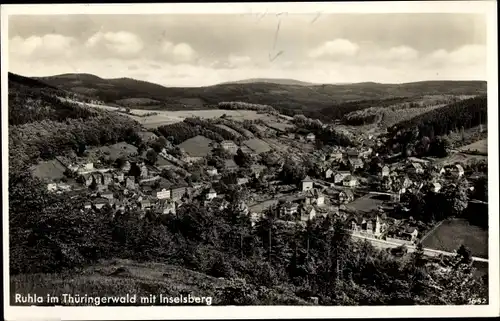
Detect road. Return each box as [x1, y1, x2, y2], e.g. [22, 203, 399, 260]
[350, 233, 488, 263]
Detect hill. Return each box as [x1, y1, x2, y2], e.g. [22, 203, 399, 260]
[219, 78, 317, 86]
[8, 72, 142, 173]
[32, 73, 487, 119]
[384, 95, 487, 157]
[10, 258, 311, 306]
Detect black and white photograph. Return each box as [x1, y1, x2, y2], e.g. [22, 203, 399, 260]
[2, 2, 498, 320]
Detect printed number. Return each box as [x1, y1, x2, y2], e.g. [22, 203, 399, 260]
[468, 298, 487, 304]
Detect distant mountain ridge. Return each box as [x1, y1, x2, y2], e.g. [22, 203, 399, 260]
[219, 78, 320, 86]
[15, 72, 486, 120]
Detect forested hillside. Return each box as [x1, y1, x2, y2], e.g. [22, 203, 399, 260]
[8, 73, 142, 173]
[384, 95, 487, 157]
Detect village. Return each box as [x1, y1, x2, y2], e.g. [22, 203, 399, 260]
[30, 112, 487, 251]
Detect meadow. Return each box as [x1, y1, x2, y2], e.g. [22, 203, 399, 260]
[421, 218, 488, 259]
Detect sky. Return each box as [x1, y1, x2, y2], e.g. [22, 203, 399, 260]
[8, 13, 488, 87]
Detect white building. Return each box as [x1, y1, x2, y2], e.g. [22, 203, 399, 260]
[206, 188, 217, 200]
[302, 176, 314, 191]
[154, 188, 171, 200]
[343, 176, 358, 187]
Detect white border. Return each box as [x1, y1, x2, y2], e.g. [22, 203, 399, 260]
[1, 2, 499, 320]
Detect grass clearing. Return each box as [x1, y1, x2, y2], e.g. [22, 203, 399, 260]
[30, 159, 68, 181]
[87, 142, 138, 161]
[346, 194, 386, 213]
[421, 218, 488, 259]
[10, 259, 228, 306]
[459, 139, 487, 154]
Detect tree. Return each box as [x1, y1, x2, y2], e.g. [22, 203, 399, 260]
[456, 244, 472, 265]
[473, 176, 488, 202]
[234, 149, 253, 168]
[429, 136, 451, 157]
[444, 180, 469, 217]
[145, 149, 158, 166]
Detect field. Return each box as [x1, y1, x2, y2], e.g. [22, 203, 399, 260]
[459, 139, 487, 154]
[178, 135, 214, 157]
[87, 142, 138, 161]
[432, 152, 488, 167]
[30, 159, 67, 181]
[421, 219, 488, 259]
[243, 138, 272, 154]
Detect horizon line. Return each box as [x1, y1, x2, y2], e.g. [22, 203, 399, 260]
[8, 71, 488, 89]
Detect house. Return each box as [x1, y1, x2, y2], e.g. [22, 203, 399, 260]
[47, 183, 58, 192]
[240, 145, 257, 157]
[305, 188, 325, 206]
[125, 176, 136, 190]
[224, 159, 239, 172]
[300, 205, 316, 221]
[329, 151, 344, 161]
[100, 191, 114, 200]
[339, 189, 355, 204]
[153, 188, 171, 200]
[402, 177, 413, 189]
[235, 201, 249, 215]
[282, 202, 299, 216]
[160, 200, 176, 215]
[140, 199, 152, 210]
[451, 164, 465, 178]
[92, 172, 104, 186]
[382, 176, 393, 191]
[103, 173, 113, 186]
[237, 177, 249, 185]
[138, 131, 158, 143]
[206, 167, 218, 176]
[139, 164, 149, 178]
[325, 168, 334, 179]
[92, 197, 109, 210]
[250, 164, 267, 178]
[171, 186, 187, 201]
[342, 176, 358, 187]
[206, 188, 217, 200]
[345, 148, 360, 159]
[302, 176, 314, 191]
[81, 174, 94, 186]
[381, 166, 390, 177]
[402, 226, 419, 242]
[220, 140, 239, 155]
[334, 171, 351, 184]
[348, 158, 364, 170]
[306, 133, 316, 142]
[390, 192, 401, 202]
[411, 162, 424, 174]
[430, 182, 442, 193]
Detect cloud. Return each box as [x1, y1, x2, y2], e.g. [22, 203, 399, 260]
[160, 41, 197, 63]
[9, 34, 76, 59]
[427, 44, 486, 65]
[228, 54, 252, 68]
[308, 39, 360, 59]
[85, 31, 144, 57]
[384, 46, 419, 61]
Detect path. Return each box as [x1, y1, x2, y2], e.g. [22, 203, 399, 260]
[350, 233, 488, 262]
